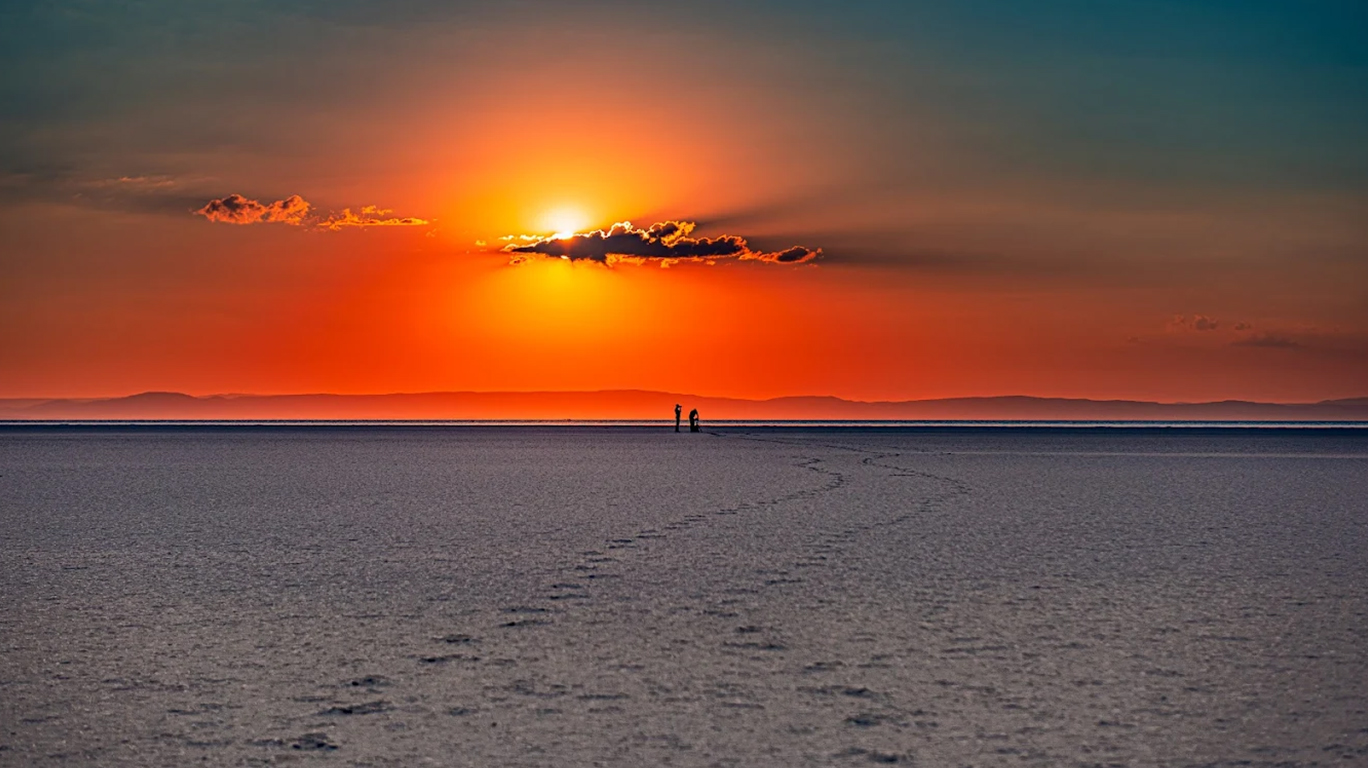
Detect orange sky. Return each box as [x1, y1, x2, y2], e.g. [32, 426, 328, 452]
[2, 2, 1366, 404]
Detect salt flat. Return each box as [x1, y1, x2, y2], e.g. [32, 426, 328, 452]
[1, 426, 1365, 766]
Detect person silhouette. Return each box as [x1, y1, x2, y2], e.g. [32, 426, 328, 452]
[674, 403, 682, 432]
[688, 408, 700, 432]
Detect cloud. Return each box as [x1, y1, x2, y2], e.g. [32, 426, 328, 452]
[502, 221, 821, 265]
[1227, 327, 1368, 358]
[743, 245, 821, 264]
[83, 175, 180, 190]
[1167, 314, 1220, 332]
[195, 196, 429, 230]
[1232, 333, 1301, 349]
[1234, 321, 1253, 331]
[196, 194, 310, 225]
[316, 205, 430, 231]
[0, 169, 221, 217]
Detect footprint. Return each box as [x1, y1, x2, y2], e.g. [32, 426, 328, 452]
[319, 700, 390, 716]
[290, 732, 339, 751]
[418, 654, 480, 665]
[723, 641, 786, 651]
[345, 675, 391, 689]
[501, 618, 551, 629]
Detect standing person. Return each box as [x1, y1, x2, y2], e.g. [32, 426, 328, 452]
[689, 408, 700, 432]
[674, 403, 682, 432]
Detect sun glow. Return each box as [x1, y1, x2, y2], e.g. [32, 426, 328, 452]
[543, 207, 590, 239]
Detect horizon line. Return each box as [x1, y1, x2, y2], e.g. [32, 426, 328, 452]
[3, 389, 1367, 408]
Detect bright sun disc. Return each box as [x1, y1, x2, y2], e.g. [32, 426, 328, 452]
[544, 208, 589, 239]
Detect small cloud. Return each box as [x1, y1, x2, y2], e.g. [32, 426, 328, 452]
[1167, 314, 1221, 332]
[1234, 322, 1252, 331]
[502, 220, 821, 266]
[1233, 333, 1301, 349]
[315, 207, 429, 231]
[742, 245, 821, 264]
[196, 193, 310, 225]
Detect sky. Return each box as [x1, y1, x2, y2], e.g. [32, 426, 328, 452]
[2, 0, 1366, 403]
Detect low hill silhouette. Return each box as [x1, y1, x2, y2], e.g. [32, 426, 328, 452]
[2, 391, 1366, 421]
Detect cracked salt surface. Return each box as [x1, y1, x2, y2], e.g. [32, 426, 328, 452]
[1, 425, 1365, 766]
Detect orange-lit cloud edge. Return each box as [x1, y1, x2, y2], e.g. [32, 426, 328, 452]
[196, 194, 430, 231]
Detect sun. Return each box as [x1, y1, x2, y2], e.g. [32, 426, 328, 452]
[542, 207, 589, 239]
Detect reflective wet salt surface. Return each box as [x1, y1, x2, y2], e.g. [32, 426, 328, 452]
[2, 426, 1366, 766]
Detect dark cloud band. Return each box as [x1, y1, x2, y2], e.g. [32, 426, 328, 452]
[504, 221, 820, 265]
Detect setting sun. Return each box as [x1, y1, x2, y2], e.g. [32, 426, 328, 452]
[543, 207, 590, 239]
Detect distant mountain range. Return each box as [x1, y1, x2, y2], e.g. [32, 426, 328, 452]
[2, 390, 1367, 421]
